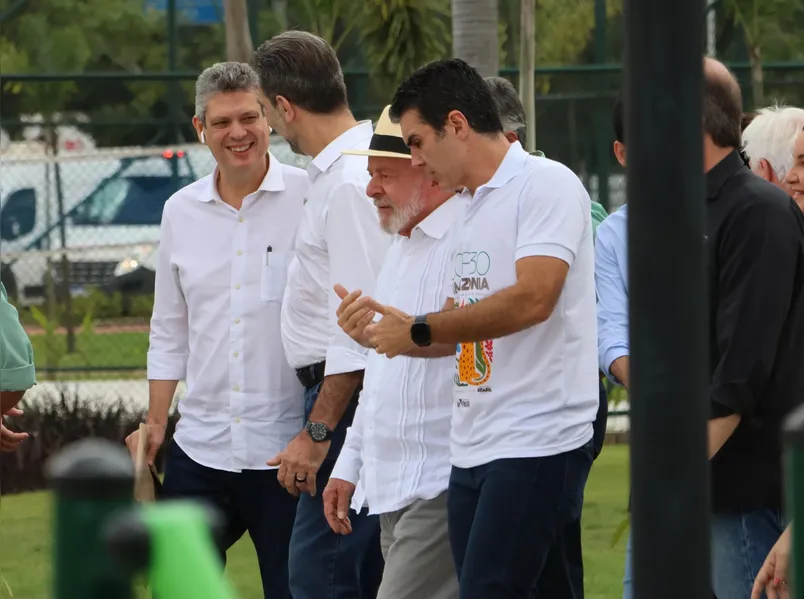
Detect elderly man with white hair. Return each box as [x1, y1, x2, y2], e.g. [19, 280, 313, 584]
[741, 104, 804, 199]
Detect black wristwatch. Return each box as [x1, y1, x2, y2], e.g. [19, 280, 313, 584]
[410, 314, 432, 347]
[305, 421, 333, 443]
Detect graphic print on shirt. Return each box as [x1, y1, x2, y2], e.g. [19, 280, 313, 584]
[452, 249, 494, 403]
[454, 298, 494, 396]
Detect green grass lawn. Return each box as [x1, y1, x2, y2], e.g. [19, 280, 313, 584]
[29, 331, 149, 372]
[0, 445, 630, 599]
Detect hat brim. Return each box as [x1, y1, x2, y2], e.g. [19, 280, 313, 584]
[341, 149, 412, 159]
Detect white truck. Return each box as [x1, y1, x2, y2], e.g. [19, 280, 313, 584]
[0, 138, 310, 305]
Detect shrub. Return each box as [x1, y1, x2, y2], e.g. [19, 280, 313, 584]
[0, 386, 179, 496]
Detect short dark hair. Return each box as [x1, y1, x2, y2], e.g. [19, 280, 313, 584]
[741, 111, 757, 132]
[251, 30, 348, 114]
[703, 63, 743, 148]
[612, 93, 624, 143]
[389, 59, 503, 136]
[485, 76, 528, 147]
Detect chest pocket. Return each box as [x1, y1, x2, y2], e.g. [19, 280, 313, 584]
[260, 251, 294, 302]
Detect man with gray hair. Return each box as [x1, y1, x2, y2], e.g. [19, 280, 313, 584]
[742, 104, 804, 198]
[125, 61, 310, 598]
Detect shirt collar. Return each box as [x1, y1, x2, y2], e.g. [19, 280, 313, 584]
[202, 151, 286, 202]
[413, 195, 465, 240]
[706, 150, 746, 200]
[307, 121, 374, 181]
[461, 141, 530, 198]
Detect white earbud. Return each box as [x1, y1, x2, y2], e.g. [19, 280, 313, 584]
[200, 131, 206, 144]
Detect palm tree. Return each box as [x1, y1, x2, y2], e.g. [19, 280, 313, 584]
[224, 0, 253, 62]
[451, 0, 500, 76]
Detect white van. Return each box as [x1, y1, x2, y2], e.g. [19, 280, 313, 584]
[0, 138, 310, 305]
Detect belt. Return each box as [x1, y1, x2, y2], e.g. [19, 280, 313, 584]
[296, 361, 326, 389]
[295, 361, 363, 405]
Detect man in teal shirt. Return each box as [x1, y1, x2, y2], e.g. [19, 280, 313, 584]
[1, 280, 35, 451]
[485, 75, 609, 597]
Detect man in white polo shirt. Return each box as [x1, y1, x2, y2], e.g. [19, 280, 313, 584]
[252, 31, 389, 599]
[128, 62, 308, 598]
[322, 105, 462, 599]
[365, 58, 599, 599]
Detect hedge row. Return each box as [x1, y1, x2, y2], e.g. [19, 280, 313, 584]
[1, 388, 178, 495]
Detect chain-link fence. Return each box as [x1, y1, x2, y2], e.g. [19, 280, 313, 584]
[2, 64, 803, 418]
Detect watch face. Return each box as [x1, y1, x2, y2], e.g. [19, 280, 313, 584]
[307, 422, 329, 442]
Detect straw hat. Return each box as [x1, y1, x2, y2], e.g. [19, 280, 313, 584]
[342, 105, 411, 159]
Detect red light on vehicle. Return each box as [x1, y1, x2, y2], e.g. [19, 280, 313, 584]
[162, 150, 174, 159]
[176, 150, 185, 157]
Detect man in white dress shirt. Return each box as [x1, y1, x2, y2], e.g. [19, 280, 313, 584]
[365, 59, 599, 599]
[321, 106, 461, 599]
[251, 32, 389, 599]
[126, 62, 308, 598]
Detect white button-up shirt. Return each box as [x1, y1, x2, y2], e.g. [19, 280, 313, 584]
[331, 196, 465, 515]
[146, 154, 309, 472]
[281, 122, 391, 376]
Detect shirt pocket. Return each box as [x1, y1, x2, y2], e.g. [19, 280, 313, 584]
[260, 250, 293, 302]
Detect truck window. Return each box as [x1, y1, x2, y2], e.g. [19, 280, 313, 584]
[72, 175, 191, 226]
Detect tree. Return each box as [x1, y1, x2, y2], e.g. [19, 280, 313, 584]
[723, 0, 804, 107]
[358, 0, 450, 87]
[224, 0, 253, 62]
[519, 0, 536, 152]
[451, 0, 500, 77]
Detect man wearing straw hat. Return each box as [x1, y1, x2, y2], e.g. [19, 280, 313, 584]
[324, 105, 462, 599]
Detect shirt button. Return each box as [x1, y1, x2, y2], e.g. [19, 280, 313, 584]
[233, 351, 239, 358]
[234, 417, 241, 423]
[235, 284, 241, 290]
[236, 250, 243, 256]
[239, 216, 245, 223]
[233, 385, 240, 391]
[234, 318, 240, 324]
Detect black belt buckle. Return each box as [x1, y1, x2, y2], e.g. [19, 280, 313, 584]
[296, 361, 326, 389]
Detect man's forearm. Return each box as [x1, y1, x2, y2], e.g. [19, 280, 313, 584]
[708, 414, 741, 459]
[0, 390, 26, 415]
[309, 370, 363, 430]
[147, 380, 179, 425]
[610, 356, 630, 389]
[404, 343, 455, 358]
[428, 286, 539, 345]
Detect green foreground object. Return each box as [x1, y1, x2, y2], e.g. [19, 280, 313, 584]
[105, 501, 239, 599]
[784, 405, 804, 598]
[47, 438, 135, 599]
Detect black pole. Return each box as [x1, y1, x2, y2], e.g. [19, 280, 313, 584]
[625, 0, 710, 598]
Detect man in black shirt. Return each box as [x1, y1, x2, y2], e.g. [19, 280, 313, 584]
[703, 57, 804, 598]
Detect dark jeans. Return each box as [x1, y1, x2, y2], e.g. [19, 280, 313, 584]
[288, 382, 384, 599]
[532, 378, 609, 598]
[161, 441, 298, 599]
[448, 442, 594, 599]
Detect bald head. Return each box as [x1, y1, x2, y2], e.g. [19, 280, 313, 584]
[703, 57, 743, 149]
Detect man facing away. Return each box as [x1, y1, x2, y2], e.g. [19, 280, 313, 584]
[364, 58, 599, 599]
[322, 105, 462, 599]
[741, 104, 804, 207]
[611, 59, 804, 599]
[127, 62, 309, 598]
[251, 31, 388, 599]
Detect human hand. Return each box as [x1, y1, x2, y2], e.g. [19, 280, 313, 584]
[1, 408, 28, 453]
[752, 524, 792, 599]
[267, 431, 330, 497]
[334, 284, 378, 348]
[364, 304, 415, 358]
[322, 478, 356, 535]
[125, 422, 166, 466]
